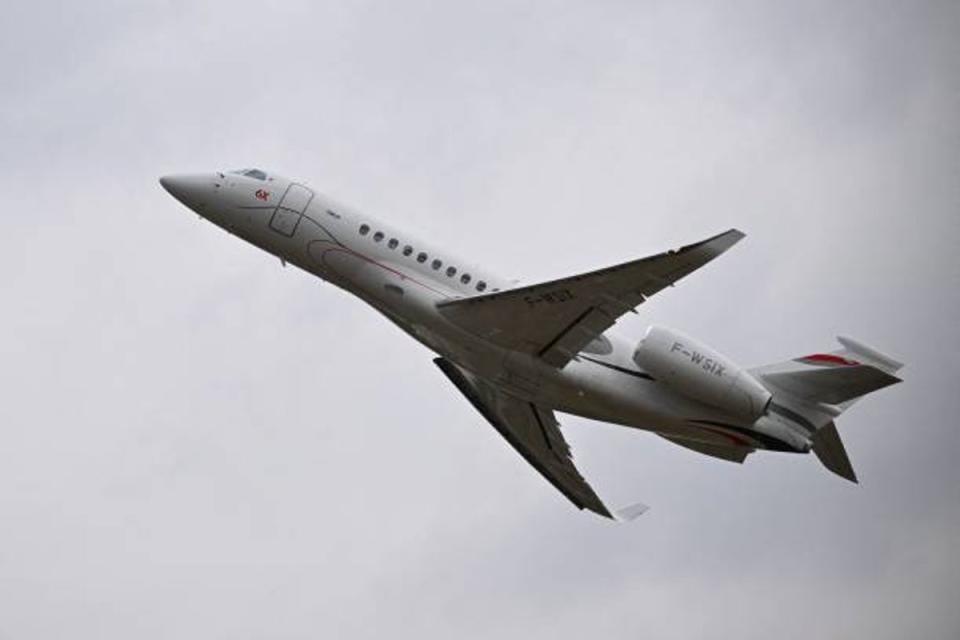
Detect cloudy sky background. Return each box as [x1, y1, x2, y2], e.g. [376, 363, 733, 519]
[1, 1, 958, 637]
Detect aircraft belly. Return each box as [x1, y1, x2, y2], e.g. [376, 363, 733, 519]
[546, 388, 755, 447]
[543, 360, 669, 423]
[534, 357, 747, 443]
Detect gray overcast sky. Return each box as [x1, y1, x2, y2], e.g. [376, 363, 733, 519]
[1, 1, 958, 638]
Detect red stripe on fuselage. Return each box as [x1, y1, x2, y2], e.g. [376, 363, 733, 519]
[322, 245, 453, 298]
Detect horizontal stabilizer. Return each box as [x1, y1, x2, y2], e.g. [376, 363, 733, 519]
[762, 364, 900, 406]
[812, 421, 857, 483]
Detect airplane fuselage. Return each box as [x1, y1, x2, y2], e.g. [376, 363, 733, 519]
[161, 170, 804, 454]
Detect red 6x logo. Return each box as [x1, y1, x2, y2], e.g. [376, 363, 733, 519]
[255, 189, 270, 201]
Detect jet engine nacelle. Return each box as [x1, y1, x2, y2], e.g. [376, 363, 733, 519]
[633, 326, 772, 421]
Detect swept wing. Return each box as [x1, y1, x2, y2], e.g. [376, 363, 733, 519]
[434, 358, 642, 519]
[437, 229, 744, 368]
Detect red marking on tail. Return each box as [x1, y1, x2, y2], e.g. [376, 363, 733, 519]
[799, 353, 860, 367]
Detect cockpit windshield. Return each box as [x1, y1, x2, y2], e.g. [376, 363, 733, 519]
[230, 168, 268, 180]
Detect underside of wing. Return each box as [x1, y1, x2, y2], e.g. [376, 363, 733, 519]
[437, 229, 744, 368]
[434, 357, 615, 518]
[659, 435, 754, 463]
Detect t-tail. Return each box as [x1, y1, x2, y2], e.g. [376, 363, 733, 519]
[749, 336, 904, 483]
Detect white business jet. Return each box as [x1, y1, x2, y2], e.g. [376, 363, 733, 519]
[161, 168, 903, 519]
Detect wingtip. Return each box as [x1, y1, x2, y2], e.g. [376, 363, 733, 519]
[718, 228, 746, 246]
[685, 228, 747, 255]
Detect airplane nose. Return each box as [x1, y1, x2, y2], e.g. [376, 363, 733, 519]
[159, 173, 214, 211]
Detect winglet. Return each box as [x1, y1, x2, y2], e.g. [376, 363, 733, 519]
[613, 502, 650, 522]
[836, 336, 904, 374]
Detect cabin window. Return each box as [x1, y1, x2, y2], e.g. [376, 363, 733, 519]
[446, 266, 457, 277]
[373, 231, 384, 242]
[476, 281, 487, 292]
[460, 273, 471, 284]
[388, 238, 398, 249]
[417, 252, 427, 263]
[431, 259, 442, 270]
[359, 224, 370, 235]
[403, 245, 413, 256]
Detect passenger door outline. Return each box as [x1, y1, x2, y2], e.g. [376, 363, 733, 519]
[269, 183, 314, 237]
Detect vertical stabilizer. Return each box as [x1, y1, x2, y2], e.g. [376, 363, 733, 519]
[811, 421, 857, 483]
